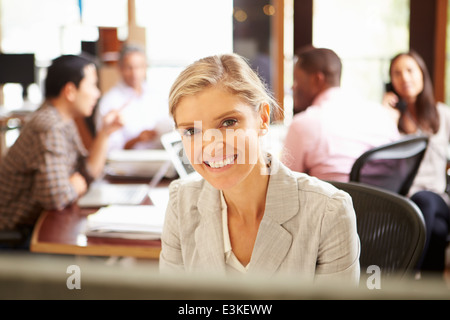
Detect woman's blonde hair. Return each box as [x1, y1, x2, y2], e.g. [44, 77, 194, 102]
[168, 53, 282, 123]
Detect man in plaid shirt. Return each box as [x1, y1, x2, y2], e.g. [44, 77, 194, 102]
[0, 55, 123, 246]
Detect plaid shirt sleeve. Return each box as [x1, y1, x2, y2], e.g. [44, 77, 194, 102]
[32, 125, 79, 210]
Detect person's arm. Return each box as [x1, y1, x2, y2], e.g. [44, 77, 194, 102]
[124, 129, 158, 149]
[381, 92, 402, 124]
[159, 180, 185, 273]
[94, 92, 128, 151]
[86, 110, 123, 178]
[69, 172, 88, 196]
[314, 190, 361, 286]
[34, 129, 82, 210]
[124, 115, 175, 149]
[439, 103, 450, 142]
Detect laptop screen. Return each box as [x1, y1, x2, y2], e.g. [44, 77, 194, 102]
[161, 131, 199, 179]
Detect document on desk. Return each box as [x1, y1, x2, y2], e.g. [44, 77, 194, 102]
[85, 205, 165, 240]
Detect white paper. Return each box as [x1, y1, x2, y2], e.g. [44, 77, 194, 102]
[85, 205, 165, 240]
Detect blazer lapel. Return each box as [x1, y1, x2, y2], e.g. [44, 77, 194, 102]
[191, 159, 300, 276]
[194, 182, 226, 273]
[249, 218, 293, 275]
[248, 161, 299, 276]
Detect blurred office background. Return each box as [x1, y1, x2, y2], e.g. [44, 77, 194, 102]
[0, 0, 448, 121]
[0, 0, 449, 155]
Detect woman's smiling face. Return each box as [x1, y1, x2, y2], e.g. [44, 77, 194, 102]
[174, 86, 269, 191]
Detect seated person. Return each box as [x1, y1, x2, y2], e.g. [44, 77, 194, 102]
[159, 53, 360, 284]
[0, 54, 122, 246]
[95, 43, 173, 151]
[383, 50, 450, 277]
[281, 46, 400, 182]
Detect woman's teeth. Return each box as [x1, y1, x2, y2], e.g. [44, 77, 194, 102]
[205, 155, 236, 168]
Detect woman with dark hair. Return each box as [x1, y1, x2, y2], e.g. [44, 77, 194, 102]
[383, 50, 450, 278]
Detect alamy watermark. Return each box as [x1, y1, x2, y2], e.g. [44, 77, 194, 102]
[65, 264, 382, 290]
[66, 265, 81, 290]
[366, 265, 382, 289]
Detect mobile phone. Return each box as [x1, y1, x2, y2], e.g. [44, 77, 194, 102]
[385, 82, 407, 112]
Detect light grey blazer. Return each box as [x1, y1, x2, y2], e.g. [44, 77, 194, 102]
[159, 158, 360, 284]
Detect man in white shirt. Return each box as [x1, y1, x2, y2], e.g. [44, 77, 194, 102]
[96, 43, 173, 151]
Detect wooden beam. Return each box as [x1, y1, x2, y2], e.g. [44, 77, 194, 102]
[433, 0, 447, 102]
[0, 4, 2, 51]
[410, 0, 435, 77]
[128, 0, 136, 25]
[293, 0, 313, 52]
[410, 0, 447, 101]
[273, 0, 284, 114]
[127, 0, 146, 46]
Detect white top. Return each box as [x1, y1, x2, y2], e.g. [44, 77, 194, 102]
[220, 191, 249, 274]
[96, 81, 174, 151]
[408, 102, 450, 201]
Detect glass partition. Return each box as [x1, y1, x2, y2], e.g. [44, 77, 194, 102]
[313, 0, 410, 103]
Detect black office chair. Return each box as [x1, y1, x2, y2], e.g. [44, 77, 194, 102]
[349, 135, 428, 196]
[0, 229, 30, 250]
[328, 181, 426, 279]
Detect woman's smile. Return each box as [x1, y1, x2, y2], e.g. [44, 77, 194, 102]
[204, 154, 238, 169]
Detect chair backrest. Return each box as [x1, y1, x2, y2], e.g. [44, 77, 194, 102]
[328, 181, 426, 279]
[349, 136, 428, 196]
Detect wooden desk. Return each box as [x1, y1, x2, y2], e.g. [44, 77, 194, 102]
[30, 179, 169, 259]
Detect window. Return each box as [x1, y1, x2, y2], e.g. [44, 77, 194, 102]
[1, 0, 290, 116]
[1, 0, 80, 60]
[0, 0, 129, 109]
[313, 0, 410, 103]
[81, 0, 127, 28]
[135, 0, 233, 111]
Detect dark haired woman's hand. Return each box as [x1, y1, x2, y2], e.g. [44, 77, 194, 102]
[382, 92, 401, 123]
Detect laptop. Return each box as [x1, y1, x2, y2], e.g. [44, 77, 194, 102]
[78, 158, 174, 208]
[104, 149, 176, 179]
[160, 130, 200, 180]
[77, 182, 150, 208]
[78, 131, 200, 208]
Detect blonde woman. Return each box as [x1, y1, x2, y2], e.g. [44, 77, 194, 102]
[159, 53, 360, 284]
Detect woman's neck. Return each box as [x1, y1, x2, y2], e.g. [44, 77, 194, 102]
[222, 157, 270, 222]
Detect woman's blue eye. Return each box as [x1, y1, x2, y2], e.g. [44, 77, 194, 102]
[222, 119, 237, 127]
